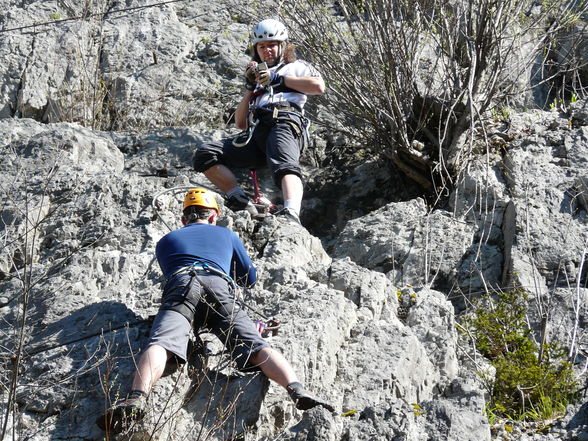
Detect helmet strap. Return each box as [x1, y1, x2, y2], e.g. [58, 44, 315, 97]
[278, 41, 286, 63]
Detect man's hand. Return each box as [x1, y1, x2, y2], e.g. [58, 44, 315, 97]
[244, 63, 257, 91]
[258, 70, 284, 88]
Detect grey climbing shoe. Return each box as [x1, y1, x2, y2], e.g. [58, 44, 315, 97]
[96, 392, 147, 434]
[287, 382, 334, 412]
[273, 207, 301, 225]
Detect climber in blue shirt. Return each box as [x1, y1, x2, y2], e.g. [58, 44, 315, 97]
[97, 188, 333, 435]
[156, 219, 256, 286]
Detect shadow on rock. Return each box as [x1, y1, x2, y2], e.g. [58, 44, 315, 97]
[566, 401, 588, 430]
[26, 300, 149, 356]
[17, 302, 152, 439]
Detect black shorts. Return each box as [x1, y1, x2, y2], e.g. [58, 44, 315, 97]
[192, 112, 306, 186]
[146, 273, 269, 370]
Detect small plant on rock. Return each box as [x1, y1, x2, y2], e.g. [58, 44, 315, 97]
[462, 289, 578, 421]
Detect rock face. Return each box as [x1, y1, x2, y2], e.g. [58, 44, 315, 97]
[0, 1, 587, 441]
[500, 104, 588, 347]
[0, 118, 482, 441]
[1, 0, 246, 129]
[333, 198, 503, 297]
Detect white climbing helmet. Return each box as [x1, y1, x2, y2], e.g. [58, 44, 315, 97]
[251, 19, 288, 45]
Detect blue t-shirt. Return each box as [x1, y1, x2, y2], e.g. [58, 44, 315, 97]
[155, 223, 256, 287]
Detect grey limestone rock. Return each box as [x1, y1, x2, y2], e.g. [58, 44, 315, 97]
[571, 99, 588, 125]
[0, 0, 247, 129]
[0, 117, 487, 440]
[337, 318, 437, 409]
[2, 1, 588, 440]
[502, 111, 588, 293]
[332, 198, 502, 296]
[575, 175, 588, 212]
[406, 288, 459, 385]
[329, 257, 398, 322]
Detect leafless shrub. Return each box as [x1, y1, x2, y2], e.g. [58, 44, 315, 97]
[267, 0, 588, 195]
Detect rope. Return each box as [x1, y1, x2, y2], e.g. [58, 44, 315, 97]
[0, 0, 215, 34]
[180, 261, 274, 322]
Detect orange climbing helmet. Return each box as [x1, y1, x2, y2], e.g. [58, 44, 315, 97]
[183, 188, 220, 214]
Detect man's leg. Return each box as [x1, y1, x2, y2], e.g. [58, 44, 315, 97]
[193, 138, 266, 214]
[203, 164, 240, 194]
[131, 344, 171, 394]
[266, 117, 304, 219]
[204, 164, 258, 214]
[96, 306, 191, 433]
[250, 347, 334, 412]
[200, 276, 332, 411]
[249, 346, 298, 387]
[95, 345, 169, 433]
[281, 173, 303, 216]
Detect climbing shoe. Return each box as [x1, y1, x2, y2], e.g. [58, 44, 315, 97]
[253, 194, 277, 214]
[273, 207, 301, 225]
[287, 382, 334, 412]
[96, 392, 147, 434]
[226, 193, 258, 216]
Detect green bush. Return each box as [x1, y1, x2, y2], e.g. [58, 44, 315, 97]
[464, 290, 578, 421]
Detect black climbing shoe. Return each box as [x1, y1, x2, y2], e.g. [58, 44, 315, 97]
[96, 392, 147, 434]
[227, 193, 258, 216]
[287, 382, 334, 412]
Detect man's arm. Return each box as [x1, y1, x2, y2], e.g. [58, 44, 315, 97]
[231, 233, 257, 287]
[235, 91, 254, 131]
[281, 75, 325, 95]
[258, 68, 325, 96]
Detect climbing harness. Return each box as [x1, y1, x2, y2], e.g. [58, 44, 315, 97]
[232, 116, 259, 147]
[232, 100, 307, 148]
[168, 260, 224, 281]
[231, 64, 273, 148]
[254, 101, 310, 151]
[232, 61, 305, 148]
[168, 261, 281, 337]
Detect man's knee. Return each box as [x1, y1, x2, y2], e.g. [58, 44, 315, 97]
[273, 168, 302, 187]
[192, 143, 221, 173]
[250, 346, 272, 365]
[237, 343, 272, 371]
[142, 343, 173, 360]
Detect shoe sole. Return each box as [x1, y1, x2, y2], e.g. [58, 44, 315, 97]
[96, 406, 146, 434]
[295, 396, 335, 412]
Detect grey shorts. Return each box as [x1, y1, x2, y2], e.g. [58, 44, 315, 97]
[145, 273, 270, 370]
[147, 309, 192, 362]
